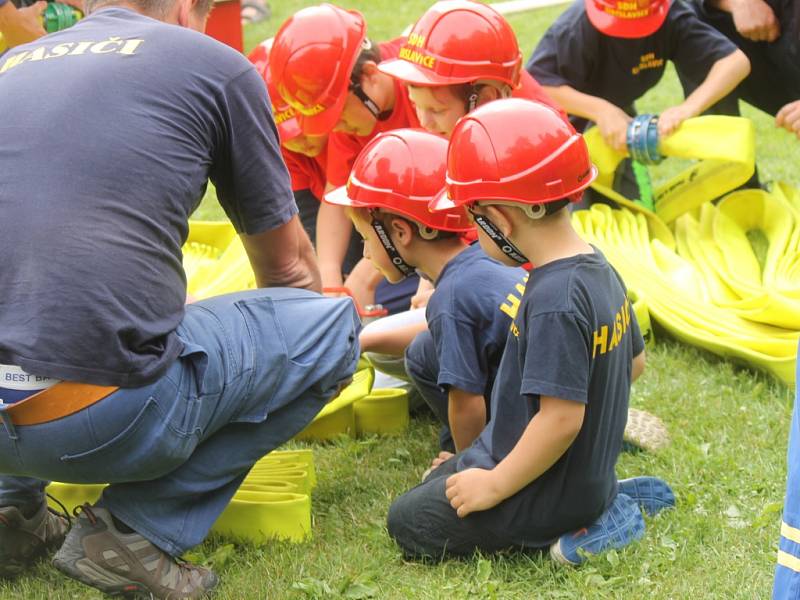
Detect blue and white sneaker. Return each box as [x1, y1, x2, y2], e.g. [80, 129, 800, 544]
[550, 493, 645, 566]
[618, 476, 675, 517]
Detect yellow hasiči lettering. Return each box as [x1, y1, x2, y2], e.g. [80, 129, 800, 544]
[593, 325, 608, 357]
[510, 322, 520, 337]
[46, 42, 75, 59]
[0, 51, 29, 73]
[69, 41, 93, 55]
[118, 39, 144, 55]
[500, 293, 521, 319]
[90, 37, 125, 54]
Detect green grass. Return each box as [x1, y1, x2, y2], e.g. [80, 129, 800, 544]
[3, 2, 798, 598]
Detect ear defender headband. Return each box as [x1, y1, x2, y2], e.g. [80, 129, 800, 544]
[468, 208, 530, 264]
[370, 211, 417, 278]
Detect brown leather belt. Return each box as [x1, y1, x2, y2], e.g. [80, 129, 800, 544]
[0, 382, 119, 426]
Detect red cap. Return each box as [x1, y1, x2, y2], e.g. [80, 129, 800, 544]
[584, 0, 670, 39]
[432, 99, 597, 210]
[379, 0, 521, 87]
[269, 4, 367, 136]
[325, 128, 473, 233]
[247, 39, 303, 141]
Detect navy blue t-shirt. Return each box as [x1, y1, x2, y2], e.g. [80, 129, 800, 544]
[527, 0, 738, 129]
[0, 8, 295, 386]
[459, 249, 645, 542]
[426, 243, 528, 397]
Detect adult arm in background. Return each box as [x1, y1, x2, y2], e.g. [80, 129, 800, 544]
[777, 101, 800, 138]
[241, 215, 321, 292]
[0, 0, 46, 47]
[659, 48, 750, 136]
[707, 0, 780, 42]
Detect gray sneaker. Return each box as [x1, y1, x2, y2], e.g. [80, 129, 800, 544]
[53, 504, 217, 599]
[0, 501, 69, 578]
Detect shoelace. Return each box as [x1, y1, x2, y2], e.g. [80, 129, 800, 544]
[46, 493, 72, 527]
[72, 502, 97, 525]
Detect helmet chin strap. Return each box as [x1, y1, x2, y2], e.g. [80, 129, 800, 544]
[352, 84, 393, 121]
[471, 213, 529, 264]
[370, 216, 416, 278]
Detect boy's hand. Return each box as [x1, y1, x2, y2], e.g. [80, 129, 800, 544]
[445, 468, 502, 517]
[595, 103, 632, 153]
[430, 451, 454, 470]
[658, 105, 694, 138]
[730, 0, 780, 42]
[777, 100, 800, 138]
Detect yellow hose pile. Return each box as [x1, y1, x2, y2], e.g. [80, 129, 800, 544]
[578, 116, 799, 385]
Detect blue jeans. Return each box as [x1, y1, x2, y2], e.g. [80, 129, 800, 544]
[774, 341, 800, 599]
[0, 288, 360, 556]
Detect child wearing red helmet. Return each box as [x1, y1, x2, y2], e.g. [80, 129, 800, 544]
[527, 0, 750, 152]
[379, 0, 565, 139]
[387, 99, 674, 565]
[270, 4, 422, 296]
[248, 39, 363, 275]
[325, 128, 528, 455]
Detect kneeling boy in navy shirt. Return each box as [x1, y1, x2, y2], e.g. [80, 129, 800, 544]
[387, 99, 674, 564]
[323, 128, 527, 457]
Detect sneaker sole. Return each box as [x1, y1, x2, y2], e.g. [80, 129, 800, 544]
[618, 476, 676, 517]
[549, 539, 581, 566]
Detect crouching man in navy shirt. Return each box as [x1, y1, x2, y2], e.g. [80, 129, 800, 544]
[0, 0, 359, 595]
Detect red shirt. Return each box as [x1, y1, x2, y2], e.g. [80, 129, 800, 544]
[326, 38, 421, 187]
[282, 145, 328, 201]
[514, 70, 568, 120]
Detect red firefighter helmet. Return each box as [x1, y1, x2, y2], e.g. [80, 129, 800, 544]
[584, 0, 670, 39]
[379, 0, 521, 87]
[268, 4, 367, 136]
[432, 98, 597, 211]
[247, 39, 303, 141]
[325, 128, 472, 233]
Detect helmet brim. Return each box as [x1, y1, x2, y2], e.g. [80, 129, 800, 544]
[323, 184, 362, 207]
[429, 188, 460, 212]
[378, 58, 472, 87]
[298, 92, 348, 136]
[585, 0, 669, 39]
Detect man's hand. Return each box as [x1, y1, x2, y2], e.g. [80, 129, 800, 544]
[0, 1, 47, 48]
[445, 468, 502, 518]
[658, 104, 694, 138]
[594, 102, 632, 153]
[777, 100, 800, 138]
[729, 0, 780, 42]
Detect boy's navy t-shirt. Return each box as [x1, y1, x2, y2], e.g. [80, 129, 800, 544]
[0, 8, 295, 387]
[459, 249, 645, 543]
[426, 243, 528, 396]
[527, 0, 737, 128]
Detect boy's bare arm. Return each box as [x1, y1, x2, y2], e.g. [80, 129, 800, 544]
[632, 350, 646, 383]
[448, 387, 487, 452]
[659, 49, 750, 136]
[359, 320, 428, 356]
[445, 396, 585, 517]
[317, 191, 353, 290]
[542, 84, 632, 152]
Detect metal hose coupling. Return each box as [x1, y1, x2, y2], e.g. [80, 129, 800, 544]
[626, 113, 663, 165]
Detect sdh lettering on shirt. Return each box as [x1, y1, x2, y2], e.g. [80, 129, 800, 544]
[424, 243, 528, 396]
[459, 249, 645, 542]
[526, 0, 737, 127]
[0, 7, 294, 387]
